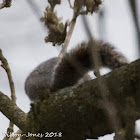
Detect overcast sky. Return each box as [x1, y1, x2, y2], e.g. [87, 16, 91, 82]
[0, 0, 140, 139]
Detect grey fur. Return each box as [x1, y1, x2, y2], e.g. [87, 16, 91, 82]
[25, 57, 59, 101]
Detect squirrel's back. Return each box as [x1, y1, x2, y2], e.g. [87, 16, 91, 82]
[25, 39, 128, 101]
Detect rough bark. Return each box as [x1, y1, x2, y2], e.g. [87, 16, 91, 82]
[27, 59, 140, 140]
[1, 59, 140, 140]
[0, 92, 28, 132]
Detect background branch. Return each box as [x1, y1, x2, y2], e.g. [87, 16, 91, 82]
[128, 0, 140, 57]
[98, 7, 106, 41]
[81, 15, 122, 137]
[68, 0, 73, 9]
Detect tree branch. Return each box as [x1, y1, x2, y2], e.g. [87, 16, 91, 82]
[0, 91, 27, 131]
[0, 49, 16, 103]
[0, 58, 140, 139]
[58, 14, 77, 58]
[0, 49, 17, 139]
[68, 0, 73, 9]
[0, 0, 12, 10]
[26, 58, 140, 140]
[128, 0, 140, 57]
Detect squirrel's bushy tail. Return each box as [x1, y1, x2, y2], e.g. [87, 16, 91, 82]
[52, 39, 128, 89]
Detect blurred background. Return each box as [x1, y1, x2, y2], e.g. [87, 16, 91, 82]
[0, 0, 140, 139]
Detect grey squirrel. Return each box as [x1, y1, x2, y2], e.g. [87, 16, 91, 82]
[25, 39, 128, 101]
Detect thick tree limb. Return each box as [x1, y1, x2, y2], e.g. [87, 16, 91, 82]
[1, 59, 140, 139]
[24, 59, 140, 140]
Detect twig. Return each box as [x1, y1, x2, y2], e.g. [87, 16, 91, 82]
[79, 10, 88, 15]
[128, 0, 140, 57]
[0, 2, 5, 9]
[3, 122, 14, 140]
[0, 49, 16, 140]
[8, 129, 22, 140]
[0, 49, 16, 105]
[26, 0, 48, 34]
[98, 7, 106, 40]
[58, 14, 77, 58]
[0, 0, 12, 10]
[26, 0, 41, 21]
[68, 0, 73, 9]
[81, 15, 122, 135]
